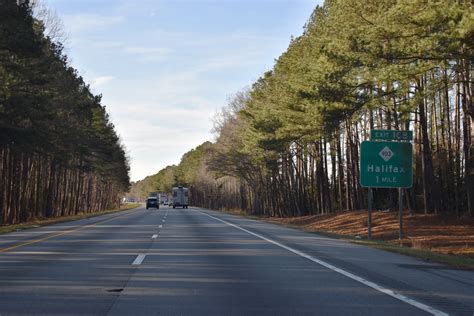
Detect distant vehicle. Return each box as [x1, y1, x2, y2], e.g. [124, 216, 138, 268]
[146, 197, 159, 209]
[172, 186, 189, 209]
[159, 193, 168, 205]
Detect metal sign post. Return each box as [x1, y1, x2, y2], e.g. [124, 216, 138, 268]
[368, 188, 373, 240]
[399, 188, 403, 239]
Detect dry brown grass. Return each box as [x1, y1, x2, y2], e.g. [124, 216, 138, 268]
[0, 203, 141, 235]
[266, 210, 474, 258]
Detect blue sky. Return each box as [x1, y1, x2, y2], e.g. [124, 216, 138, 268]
[46, 0, 323, 181]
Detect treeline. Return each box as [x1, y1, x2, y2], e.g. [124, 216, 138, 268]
[129, 165, 177, 200]
[129, 143, 213, 203]
[0, 1, 130, 224]
[139, 0, 473, 218]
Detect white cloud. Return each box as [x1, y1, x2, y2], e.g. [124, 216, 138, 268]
[91, 76, 115, 87]
[101, 86, 219, 181]
[122, 46, 171, 63]
[93, 41, 126, 49]
[63, 14, 124, 33]
[123, 47, 169, 55]
[111, 107, 214, 181]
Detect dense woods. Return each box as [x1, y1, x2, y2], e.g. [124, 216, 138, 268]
[0, 1, 130, 224]
[134, 0, 473, 218]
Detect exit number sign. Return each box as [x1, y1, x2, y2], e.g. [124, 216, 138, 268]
[371, 130, 413, 141]
[360, 141, 413, 188]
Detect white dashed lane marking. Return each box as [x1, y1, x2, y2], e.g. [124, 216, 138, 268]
[132, 254, 146, 265]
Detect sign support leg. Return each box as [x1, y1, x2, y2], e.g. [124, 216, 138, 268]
[399, 188, 403, 240]
[368, 188, 372, 240]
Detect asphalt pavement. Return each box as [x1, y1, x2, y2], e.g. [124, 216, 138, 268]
[0, 205, 473, 315]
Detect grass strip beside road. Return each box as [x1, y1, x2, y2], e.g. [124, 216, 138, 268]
[307, 230, 474, 271]
[0, 203, 141, 235]
[218, 208, 474, 270]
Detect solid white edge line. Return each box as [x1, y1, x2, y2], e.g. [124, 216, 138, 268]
[152, 234, 158, 239]
[198, 210, 448, 316]
[132, 254, 146, 265]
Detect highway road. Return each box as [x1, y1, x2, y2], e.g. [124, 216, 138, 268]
[0, 205, 473, 315]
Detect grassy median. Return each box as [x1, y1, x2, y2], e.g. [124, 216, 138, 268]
[0, 203, 141, 235]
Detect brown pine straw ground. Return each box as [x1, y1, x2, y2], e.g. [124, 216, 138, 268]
[265, 210, 474, 258]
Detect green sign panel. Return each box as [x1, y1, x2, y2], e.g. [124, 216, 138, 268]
[360, 141, 413, 188]
[371, 130, 413, 141]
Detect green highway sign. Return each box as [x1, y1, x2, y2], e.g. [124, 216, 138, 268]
[360, 141, 413, 188]
[371, 130, 413, 141]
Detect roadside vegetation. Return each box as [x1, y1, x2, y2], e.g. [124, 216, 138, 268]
[131, 0, 473, 257]
[0, 203, 139, 235]
[266, 210, 474, 262]
[0, 1, 130, 225]
[134, 0, 473, 217]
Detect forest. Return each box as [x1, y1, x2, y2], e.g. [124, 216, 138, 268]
[0, 1, 130, 224]
[132, 0, 473, 218]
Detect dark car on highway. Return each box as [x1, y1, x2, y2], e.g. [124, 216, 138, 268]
[146, 197, 159, 209]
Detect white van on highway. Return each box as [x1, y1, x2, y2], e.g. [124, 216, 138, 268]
[172, 186, 189, 209]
